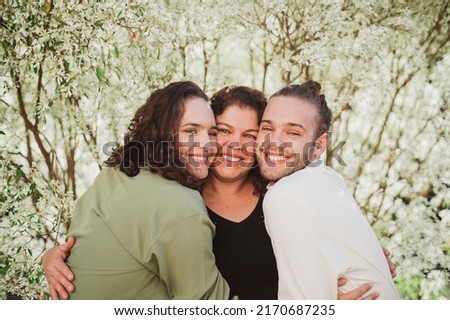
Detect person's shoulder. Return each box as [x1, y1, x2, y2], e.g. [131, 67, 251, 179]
[138, 170, 205, 210]
[271, 162, 344, 196]
[96, 167, 205, 215]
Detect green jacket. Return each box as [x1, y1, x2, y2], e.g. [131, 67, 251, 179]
[67, 167, 230, 299]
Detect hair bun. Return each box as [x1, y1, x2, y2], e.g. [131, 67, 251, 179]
[301, 80, 321, 95]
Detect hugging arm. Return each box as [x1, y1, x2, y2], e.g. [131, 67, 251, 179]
[265, 193, 387, 299]
[42, 236, 76, 300]
[337, 280, 378, 300]
[336, 247, 396, 300]
[42, 231, 394, 300]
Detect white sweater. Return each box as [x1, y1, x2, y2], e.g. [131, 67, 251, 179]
[263, 163, 399, 299]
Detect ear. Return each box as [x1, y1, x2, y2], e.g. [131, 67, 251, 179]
[312, 132, 328, 160]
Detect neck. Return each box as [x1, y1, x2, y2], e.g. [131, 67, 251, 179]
[204, 173, 253, 196]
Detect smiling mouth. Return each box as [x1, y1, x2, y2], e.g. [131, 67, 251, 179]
[267, 154, 286, 162]
[264, 152, 292, 164]
[194, 156, 207, 162]
[187, 155, 211, 164]
[222, 154, 242, 162]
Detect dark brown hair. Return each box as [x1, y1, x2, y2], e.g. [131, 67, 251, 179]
[210, 85, 269, 195]
[105, 81, 208, 190]
[271, 80, 332, 138]
[210, 86, 266, 121]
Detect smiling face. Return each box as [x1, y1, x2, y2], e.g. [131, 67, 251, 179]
[211, 105, 259, 182]
[257, 95, 327, 182]
[177, 97, 218, 180]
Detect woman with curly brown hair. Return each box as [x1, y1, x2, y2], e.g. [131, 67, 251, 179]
[43, 81, 230, 299]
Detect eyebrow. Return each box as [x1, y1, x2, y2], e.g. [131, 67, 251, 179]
[260, 119, 307, 131]
[181, 122, 201, 128]
[216, 122, 259, 132]
[181, 123, 218, 130]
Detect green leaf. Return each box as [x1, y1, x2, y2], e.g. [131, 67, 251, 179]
[15, 166, 23, 178]
[114, 46, 120, 58]
[64, 60, 70, 73]
[0, 130, 5, 135]
[96, 65, 104, 82]
[30, 182, 37, 191]
[0, 266, 10, 276]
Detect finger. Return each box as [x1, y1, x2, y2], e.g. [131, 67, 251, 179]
[361, 291, 379, 300]
[356, 283, 374, 297]
[337, 278, 347, 287]
[47, 273, 71, 300]
[49, 268, 75, 292]
[386, 258, 396, 278]
[389, 264, 397, 278]
[383, 247, 391, 257]
[58, 236, 76, 259]
[58, 262, 75, 282]
[49, 284, 60, 300]
[51, 280, 70, 300]
[45, 246, 75, 281]
[338, 283, 373, 300]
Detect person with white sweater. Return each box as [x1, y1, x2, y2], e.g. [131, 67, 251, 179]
[257, 81, 399, 300]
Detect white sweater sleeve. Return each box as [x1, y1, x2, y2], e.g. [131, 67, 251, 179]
[264, 191, 344, 300]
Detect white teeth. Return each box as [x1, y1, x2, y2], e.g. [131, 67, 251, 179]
[193, 156, 206, 162]
[223, 155, 241, 162]
[268, 155, 286, 162]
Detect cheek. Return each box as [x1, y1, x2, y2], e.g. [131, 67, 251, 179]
[256, 131, 264, 144]
[178, 133, 200, 149]
[242, 143, 257, 160]
[176, 133, 191, 157]
[216, 135, 228, 148]
[256, 131, 271, 146]
[292, 140, 310, 155]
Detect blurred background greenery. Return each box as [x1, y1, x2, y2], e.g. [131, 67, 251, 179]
[1, 0, 449, 299]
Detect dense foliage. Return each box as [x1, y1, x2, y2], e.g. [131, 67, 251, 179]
[1, 0, 449, 299]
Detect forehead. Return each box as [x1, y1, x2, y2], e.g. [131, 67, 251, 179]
[264, 95, 318, 125]
[216, 104, 259, 125]
[181, 97, 215, 123]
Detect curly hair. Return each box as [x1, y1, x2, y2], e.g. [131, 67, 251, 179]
[210, 85, 269, 195]
[270, 80, 332, 139]
[105, 81, 209, 191]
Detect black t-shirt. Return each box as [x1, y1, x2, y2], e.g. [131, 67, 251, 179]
[207, 197, 278, 299]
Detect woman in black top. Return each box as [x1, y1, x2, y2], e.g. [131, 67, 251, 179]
[208, 197, 277, 299]
[202, 86, 277, 299]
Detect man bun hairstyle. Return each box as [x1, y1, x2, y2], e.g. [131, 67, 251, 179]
[271, 80, 332, 139]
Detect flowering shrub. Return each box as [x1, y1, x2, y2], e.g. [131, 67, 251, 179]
[1, 0, 448, 299]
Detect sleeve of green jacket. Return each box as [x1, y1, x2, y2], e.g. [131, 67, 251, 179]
[145, 212, 230, 300]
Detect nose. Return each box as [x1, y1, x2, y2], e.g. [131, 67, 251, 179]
[194, 130, 219, 157]
[271, 130, 283, 145]
[258, 130, 284, 155]
[196, 130, 212, 148]
[260, 130, 282, 149]
[219, 132, 241, 151]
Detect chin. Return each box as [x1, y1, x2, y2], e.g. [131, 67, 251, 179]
[260, 166, 287, 182]
[192, 168, 209, 180]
